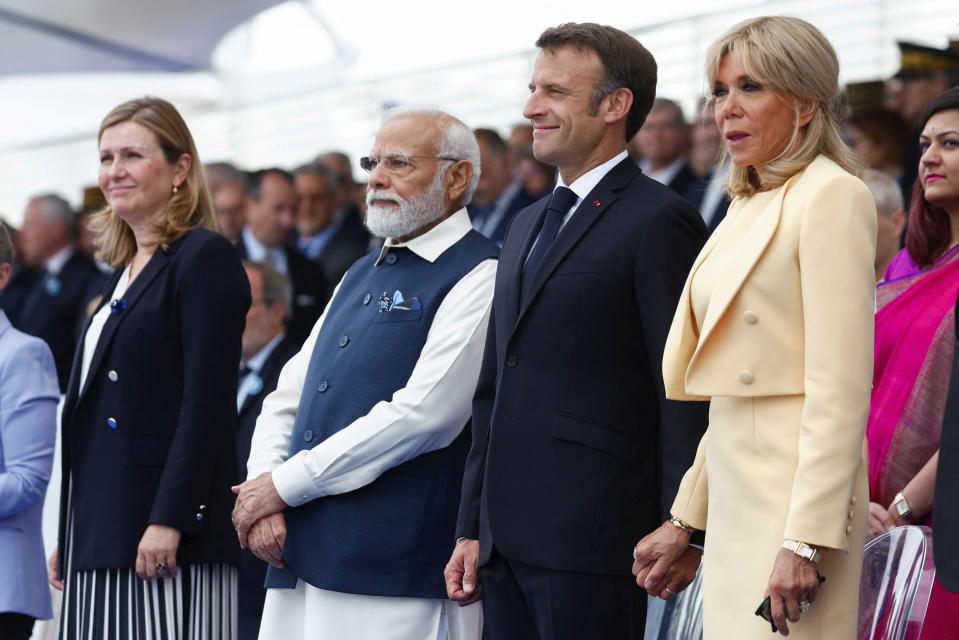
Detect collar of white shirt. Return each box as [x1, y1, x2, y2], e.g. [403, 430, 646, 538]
[639, 156, 685, 187]
[375, 208, 473, 265]
[554, 149, 629, 225]
[242, 331, 286, 376]
[45, 244, 75, 276]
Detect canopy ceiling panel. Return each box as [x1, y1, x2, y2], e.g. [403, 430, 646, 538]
[0, 0, 285, 74]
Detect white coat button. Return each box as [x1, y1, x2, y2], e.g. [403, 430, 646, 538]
[850, 496, 857, 505]
[739, 370, 754, 384]
[108, 370, 119, 382]
[846, 524, 853, 535]
[743, 311, 758, 324]
[848, 509, 855, 520]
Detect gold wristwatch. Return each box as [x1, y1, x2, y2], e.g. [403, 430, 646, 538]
[782, 539, 820, 564]
[892, 491, 914, 521]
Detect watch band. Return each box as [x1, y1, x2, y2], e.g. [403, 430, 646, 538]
[783, 539, 820, 564]
[669, 515, 697, 535]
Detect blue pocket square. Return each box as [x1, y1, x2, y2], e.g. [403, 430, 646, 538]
[390, 290, 422, 311]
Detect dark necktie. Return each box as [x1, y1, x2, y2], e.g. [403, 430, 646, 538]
[238, 365, 252, 379]
[521, 187, 577, 300]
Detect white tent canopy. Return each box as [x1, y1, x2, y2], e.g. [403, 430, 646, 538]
[0, 0, 955, 224]
[0, 0, 285, 74]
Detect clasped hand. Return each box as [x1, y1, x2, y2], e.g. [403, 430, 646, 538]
[632, 521, 701, 599]
[232, 472, 288, 567]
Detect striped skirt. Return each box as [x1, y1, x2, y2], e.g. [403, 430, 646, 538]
[59, 484, 237, 639]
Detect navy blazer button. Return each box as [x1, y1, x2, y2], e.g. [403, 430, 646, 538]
[506, 354, 518, 367]
[338, 336, 349, 348]
[385, 253, 397, 265]
[304, 429, 314, 442]
[318, 380, 329, 392]
[196, 513, 204, 521]
[363, 293, 372, 305]
[199, 504, 207, 511]
[107, 417, 118, 429]
[108, 370, 119, 382]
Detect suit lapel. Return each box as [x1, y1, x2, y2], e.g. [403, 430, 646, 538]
[503, 200, 549, 324]
[516, 158, 635, 323]
[75, 247, 172, 405]
[689, 174, 797, 366]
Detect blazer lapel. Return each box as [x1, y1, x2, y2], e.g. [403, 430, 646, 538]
[689, 175, 797, 366]
[503, 201, 549, 324]
[74, 248, 171, 405]
[516, 158, 636, 323]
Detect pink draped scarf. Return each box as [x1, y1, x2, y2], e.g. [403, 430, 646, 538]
[868, 246, 959, 507]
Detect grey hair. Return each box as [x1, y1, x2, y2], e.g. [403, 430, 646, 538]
[381, 104, 481, 206]
[293, 162, 340, 198]
[205, 162, 247, 191]
[861, 168, 904, 216]
[242, 259, 293, 309]
[0, 223, 13, 265]
[31, 193, 76, 236]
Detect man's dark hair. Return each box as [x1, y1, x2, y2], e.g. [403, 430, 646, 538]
[536, 23, 657, 141]
[473, 128, 508, 157]
[248, 168, 294, 201]
[293, 162, 340, 198]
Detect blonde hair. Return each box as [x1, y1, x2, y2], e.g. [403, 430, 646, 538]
[92, 97, 217, 267]
[706, 16, 861, 198]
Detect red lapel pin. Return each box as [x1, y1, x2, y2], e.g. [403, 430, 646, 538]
[593, 200, 600, 205]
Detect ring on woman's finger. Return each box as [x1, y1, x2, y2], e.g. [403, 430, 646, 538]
[632, 547, 637, 560]
[155, 562, 168, 572]
[799, 600, 810, 613]
[665, 587, 675, 595]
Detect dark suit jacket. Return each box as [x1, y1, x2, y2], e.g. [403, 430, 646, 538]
[236, 234, 328, 346]
[316, 212, 371, 295]
[667, 162, 709, 210]
[58, 228, 250, 575]
[4, 250, 105, 390]
[934, 295, 959, 591]
[456, 157, 710, 574]
[234, 334, 298, 640]
[236, 336, 299, 478]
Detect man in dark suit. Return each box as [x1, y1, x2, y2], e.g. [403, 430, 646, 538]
[445, 23, 709, 639]
[629, 98, 707, 209]
[235, 260, 299, 640]
[0, 194, 104, 390]
[291, 163, 370, 295]
[468, 129, 539, 246]
[236, 169, 328, 346]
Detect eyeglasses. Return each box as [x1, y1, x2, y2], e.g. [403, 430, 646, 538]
[360, 153, 460, 176]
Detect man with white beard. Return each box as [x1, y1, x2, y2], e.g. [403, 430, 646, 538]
[231, 105, 498, 640]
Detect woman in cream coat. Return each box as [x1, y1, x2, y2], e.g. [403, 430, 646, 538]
[632, 17, 876, 639]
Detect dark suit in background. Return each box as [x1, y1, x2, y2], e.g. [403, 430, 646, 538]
[295, 211, 370, 296]
[3, 250, 104, 390]
[236, 239, 327, 347]
[235, 335, 299, 640]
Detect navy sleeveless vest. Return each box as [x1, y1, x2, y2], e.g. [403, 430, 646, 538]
[265, 229, 497, 598]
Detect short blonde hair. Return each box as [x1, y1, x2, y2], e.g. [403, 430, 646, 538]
[92, 97, 217, 267]
[707, 16, 861, 198]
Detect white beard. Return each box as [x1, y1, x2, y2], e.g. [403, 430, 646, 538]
[365, 170, 448, 239]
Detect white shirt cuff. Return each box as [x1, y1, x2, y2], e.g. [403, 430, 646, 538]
[272, 451, 316, 507]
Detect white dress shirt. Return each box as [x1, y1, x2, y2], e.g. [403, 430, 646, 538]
[247, 208, 496, 507]
[242, 226, 289, 275]
[237, 332, 286, 412]
[639, 156, 685, 186]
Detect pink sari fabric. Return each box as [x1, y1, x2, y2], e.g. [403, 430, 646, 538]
[871, 246, 959, 640]
[869, 246, 959, 507]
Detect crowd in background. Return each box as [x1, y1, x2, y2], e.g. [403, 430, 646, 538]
[1, 24, 959, 640]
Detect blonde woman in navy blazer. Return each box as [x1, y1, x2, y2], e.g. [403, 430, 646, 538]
[49, 97, 251, 640]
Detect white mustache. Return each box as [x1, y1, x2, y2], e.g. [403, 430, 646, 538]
[367, 190, 403, 206]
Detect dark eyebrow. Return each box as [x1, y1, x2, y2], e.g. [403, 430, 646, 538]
[920, 130, 959, 140]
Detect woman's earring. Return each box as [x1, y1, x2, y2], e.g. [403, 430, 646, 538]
[172, 184, 179, 195]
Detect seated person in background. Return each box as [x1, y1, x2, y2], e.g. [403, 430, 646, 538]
[629, 98, 706, 207]
[292, 163, 369, 296]
[207, 162, 249, 245]
[861, 168, 906, 281]
[237, 168, 327, 346]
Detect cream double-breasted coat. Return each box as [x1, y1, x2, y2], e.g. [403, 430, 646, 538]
[663, 155, 877, 639]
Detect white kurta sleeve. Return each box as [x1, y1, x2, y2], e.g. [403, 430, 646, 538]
[270, 258, 496, 507]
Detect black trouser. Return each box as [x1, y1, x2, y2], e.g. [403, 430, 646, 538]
[479, 550, 647, 640]
[0, 612, 35, 640]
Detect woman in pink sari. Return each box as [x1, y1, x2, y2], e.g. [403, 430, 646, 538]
[867, 86, 959, 638]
